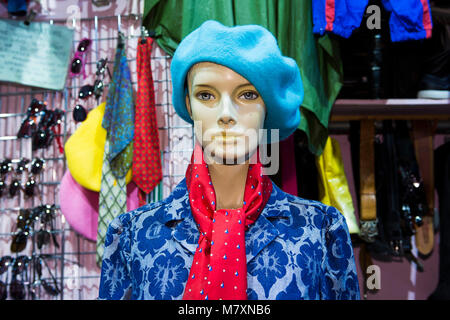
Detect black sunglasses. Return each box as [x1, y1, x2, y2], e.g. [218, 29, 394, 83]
[31, 109, 64, 151]
[0, 159, 13, 176]
[11, 204, 59, 254]
[32, 255, 60, 297]
[16, 99, 46, 139]
[1, 158, 44, 199]
[9, 255, 30, 300]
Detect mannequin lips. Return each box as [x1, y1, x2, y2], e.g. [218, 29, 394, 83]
[212, 132, 243, 143]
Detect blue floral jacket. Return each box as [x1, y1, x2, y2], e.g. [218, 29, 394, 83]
[98, 178, 360, 300]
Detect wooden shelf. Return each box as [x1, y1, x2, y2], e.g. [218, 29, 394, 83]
[330, 99, 450, 121]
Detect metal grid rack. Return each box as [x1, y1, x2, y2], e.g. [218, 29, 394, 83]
[0, 13, 193, 300]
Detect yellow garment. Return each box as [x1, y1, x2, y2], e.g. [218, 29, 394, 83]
[316, 137, 360, 234]
[65, 102, 132, 192]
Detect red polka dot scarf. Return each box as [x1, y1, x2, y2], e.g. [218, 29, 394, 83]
[183, 142, 273, 300]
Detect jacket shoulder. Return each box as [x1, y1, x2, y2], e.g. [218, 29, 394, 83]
[284, 192, 345, 230]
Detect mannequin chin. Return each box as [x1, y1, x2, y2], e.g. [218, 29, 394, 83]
[185, 62, 266, 165]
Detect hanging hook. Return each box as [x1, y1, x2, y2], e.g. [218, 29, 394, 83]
[140, 26, 149, 44]
[118, 31, 125, 49]
[117, 14, 121, 33]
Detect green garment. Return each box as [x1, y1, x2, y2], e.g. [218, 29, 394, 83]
[143, 0, 342, 155]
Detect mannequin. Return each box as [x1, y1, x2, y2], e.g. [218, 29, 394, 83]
[185, 62, 266, 210]
[98, 20, 360, 300]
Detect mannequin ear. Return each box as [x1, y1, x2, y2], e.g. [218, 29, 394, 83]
[185, 94, 193, 119]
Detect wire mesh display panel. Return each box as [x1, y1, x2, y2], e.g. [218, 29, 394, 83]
[0, 14, 193, 300]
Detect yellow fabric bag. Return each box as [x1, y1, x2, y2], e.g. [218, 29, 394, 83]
[316, 137, 360, 234]
[65, 102, 132, 192]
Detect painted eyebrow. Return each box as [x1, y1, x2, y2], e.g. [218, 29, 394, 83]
[193, 83, 254, 90]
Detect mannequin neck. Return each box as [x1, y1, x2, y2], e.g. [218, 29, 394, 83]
[208, 162, 249, 210]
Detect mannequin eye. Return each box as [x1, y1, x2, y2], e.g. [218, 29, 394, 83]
[240, 91, 259, 100]
[196, 92, 215, 101]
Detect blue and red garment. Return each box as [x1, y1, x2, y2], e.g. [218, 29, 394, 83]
[312, 0, 433, 42]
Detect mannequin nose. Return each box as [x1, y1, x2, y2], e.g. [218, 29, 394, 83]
[217, 96, 236, 128]
[218, 116, 236, 127]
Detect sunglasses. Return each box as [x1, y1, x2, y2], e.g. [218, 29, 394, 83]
[16, 99, 46, 139]
[73, 58, 111, 122]
[0, 254, 60, 300]
[0, 256, 12, 300]
[96, 57, 112, 78]
[70, 38, 92, 78]
[11, 209, 39, 253]
[11, 204, 59, 254]
[9, 255, 30, 300]
[6, 178, 37, 198]
[31, 109, 65, 152]
[0, 159, 13, 176]
[32, 255, 60, 297]
[37, 204, 60, 250]
[0, 158, 44, 199]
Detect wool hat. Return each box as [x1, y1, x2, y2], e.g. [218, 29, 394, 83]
[64, 102, 132, 192]
[171, 20, 303, 143]
[59, 169, 140, 241]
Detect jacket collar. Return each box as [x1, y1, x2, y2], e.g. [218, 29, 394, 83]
[167, 178, 291, 264]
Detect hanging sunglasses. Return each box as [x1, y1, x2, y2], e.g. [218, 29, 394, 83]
[72, 57, 111, 123]
[0, 159, 13, 176]
[72, 104, 87, 122]
[4, 158, 43, 199]
[17, 99, 46, 139]
[96, 57, 112, 79]
[9, 255, 30, 300]
[31, 255, 60, 297]
[37, 204, 60, 250]
[11, 209, 38, 253]
[0, 256, 12, 300]
[0, 160, 12, 197]
[78, 84, 94, 100]
[69, 38, 92, 78]
[32, 109, 65, 152]
[30, 158, 45, 175]
[15, 158, 30, 175]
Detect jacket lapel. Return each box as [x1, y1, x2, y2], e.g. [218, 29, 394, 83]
[245, 182, 291, 264]
[167, 179, 199, 255]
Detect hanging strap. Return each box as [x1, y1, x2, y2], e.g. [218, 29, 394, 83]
[412, 120, 436, 256]
[359, 120, 378, 242]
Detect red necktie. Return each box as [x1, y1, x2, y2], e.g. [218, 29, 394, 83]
[133, 38, 162, 206]
[183, 142, 272, 300]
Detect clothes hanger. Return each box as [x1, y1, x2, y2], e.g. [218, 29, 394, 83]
[140, 26, 149, 44]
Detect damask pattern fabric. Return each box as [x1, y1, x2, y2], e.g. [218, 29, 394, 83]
[98, 178, 360, 300]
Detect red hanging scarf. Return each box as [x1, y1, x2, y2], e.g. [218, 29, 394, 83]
[183, 142, 272, 300]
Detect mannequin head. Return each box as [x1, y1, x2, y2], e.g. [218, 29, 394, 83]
[185, 62, 266, 165]
[171, 21, 303, 149]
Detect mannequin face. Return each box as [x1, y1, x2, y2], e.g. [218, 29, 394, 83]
[186, 62, 266, 164]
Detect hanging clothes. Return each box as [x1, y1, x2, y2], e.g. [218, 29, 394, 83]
[143, 0, 343, 156]
[133, 37, 162, 206]
[316, 136, 360, 235]
[97, 41, 135, 266]
[312, 0, 433, 42]
[102, 41, 135, 179]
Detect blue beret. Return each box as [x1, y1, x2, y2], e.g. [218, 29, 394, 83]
[171, 20, 303, 143]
